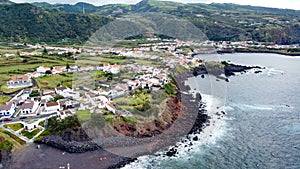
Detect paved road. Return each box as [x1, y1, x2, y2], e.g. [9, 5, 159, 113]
[1, 112, 56, 125]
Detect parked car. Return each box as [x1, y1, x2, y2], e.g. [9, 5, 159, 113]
[20, 116, 27, 120]
[3, 118, 12, 121]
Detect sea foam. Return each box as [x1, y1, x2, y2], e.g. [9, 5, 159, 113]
[122, 94, 229, 169]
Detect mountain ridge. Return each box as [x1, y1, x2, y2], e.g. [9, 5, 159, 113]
[0, 0, 299, 44]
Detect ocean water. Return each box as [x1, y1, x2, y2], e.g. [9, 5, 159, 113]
[122, 53, 300, 169]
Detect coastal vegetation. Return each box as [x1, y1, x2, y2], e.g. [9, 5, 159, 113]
[0, 136, 12, 150]
[2, 130, 26, 145]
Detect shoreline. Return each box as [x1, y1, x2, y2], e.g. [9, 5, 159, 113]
[234, 49, 300, 56]
[8, 70, 209, 169]
[5, 61, 264, 168]
[7, 63, 259, 168]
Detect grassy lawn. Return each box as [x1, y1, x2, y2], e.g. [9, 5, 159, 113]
[76, 110, 91, 121]
[0, 95, 10, 105]
[35, 73, 73, 89]
[3, 123, 24, 131]
[21, 128, 41, 139]
[34, 129, 51, 141]
[38, 120, 45, 127]
[0, 83, 28, 94]
[113, 91, 150, 107]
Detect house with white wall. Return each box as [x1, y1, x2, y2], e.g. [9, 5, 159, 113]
[7, 75, 32, 89]
[36, 66, 51, 74]
[57, 110, 75, 120]
[43, 102, 60, 114]
[0, 102, 16, 118]
[54, 86, 79, 99]
[19, 100, 39, 117]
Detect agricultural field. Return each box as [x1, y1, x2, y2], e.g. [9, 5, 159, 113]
[35, 73, 73, 89]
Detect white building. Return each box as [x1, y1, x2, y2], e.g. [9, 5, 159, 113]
[58, 110, 75, 120]
[110, 64, 120, 74]
[19, 100, 39, 117]
[52, 66, 67, 74]
[106, 102, 117, 114]
[36, 66, 51, 74]
[41, 95, 54, 103]
[127, 80, 140, 90]
[55, 86, 79, 99]
[110, 83, 128, 98]
[7, 75, 33, 89]
[43, 102, 60, 114]
[0, 102, 16, 117]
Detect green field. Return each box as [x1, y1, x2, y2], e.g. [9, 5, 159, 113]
[35, 73, 73, 89]
[0, 83, 28, 94]
[3, 123, 24, 131]
[113, 91, 150, 107]
[76, 110, 91, 121]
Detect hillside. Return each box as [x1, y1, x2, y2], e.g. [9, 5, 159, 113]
[0, 3, 111, 44]
[0, 0, 299, 44]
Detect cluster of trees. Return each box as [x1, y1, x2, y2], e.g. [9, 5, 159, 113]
[47, 116, 81, 134]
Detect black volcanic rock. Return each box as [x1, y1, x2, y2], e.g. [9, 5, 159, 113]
[34, 135, 100, 153]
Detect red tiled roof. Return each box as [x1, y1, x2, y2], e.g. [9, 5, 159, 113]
[46, 102, 59, 107]
[10, 75, 30, 82]
[56, 86, 67, 91]
[19, 101, 34, 109]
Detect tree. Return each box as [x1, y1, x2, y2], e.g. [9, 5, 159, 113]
[45, 70, 52, 75]
[54, 94, 64, 101]
[43, 48, 48, 55]
[66, 63, 70, 70]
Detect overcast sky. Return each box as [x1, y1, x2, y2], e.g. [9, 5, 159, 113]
[10, 0, 300, 10]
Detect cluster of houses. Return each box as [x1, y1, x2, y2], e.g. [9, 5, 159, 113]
[215, 41, 300, 51]
[0, 86, 78, 120]
[26, 44, 82, 56]
[75, 63, 171, 115]
[6, 63, 121, 89]
[2, 38, 205, 120]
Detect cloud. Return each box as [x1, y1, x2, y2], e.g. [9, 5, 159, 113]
[10, 0, 300, 10]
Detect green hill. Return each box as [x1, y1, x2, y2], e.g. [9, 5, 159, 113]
[0, 0, 299, 44]
[0, 3, 111, 44]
